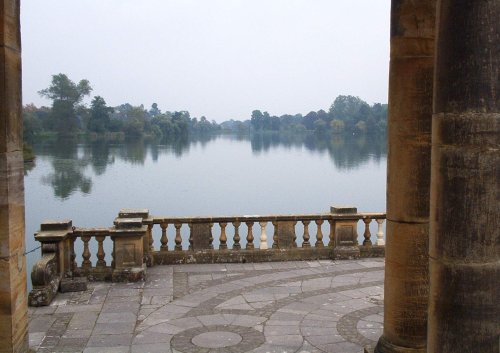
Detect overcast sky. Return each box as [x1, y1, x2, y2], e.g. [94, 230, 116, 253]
[21, 0, 390, 122]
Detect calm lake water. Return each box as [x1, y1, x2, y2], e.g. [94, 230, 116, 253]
[24, 133, 387, 288]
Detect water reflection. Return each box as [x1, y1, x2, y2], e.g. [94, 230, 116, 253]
[250, 132, 387, 170]
[31, 132, 386, 200]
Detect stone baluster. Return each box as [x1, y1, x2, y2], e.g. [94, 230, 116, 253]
[232, 221, 241, 250]
[81, 235, 92, 271]
[208, 223, 214, 249]
[271, 221, 278, 248]
[246, 221, 254, 249]
[315, 219, 324, 247]
[96, 235, 106, 268]
[302, 220, 311, 248]
[70, 236, 77, 271]
[188, 223, 193, 250]
[148, 224, 154, 252]
[111, 238, 115, 268]
[174, 223, 182, 251]
[292, 221, 298, 248]
[259, 221, 268, 250]
[160, 222, 168, 251]
[219, 222, 228, 249]
[363, 218, 372, 246]
[328, 219, 335, 247]
[376, 219, 385, 246]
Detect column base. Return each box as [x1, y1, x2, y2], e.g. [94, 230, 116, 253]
[374, 336, 426, 353]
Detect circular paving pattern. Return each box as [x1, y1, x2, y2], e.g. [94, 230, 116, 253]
[192, 331, 242, 348]
[171, 325, 265, 353]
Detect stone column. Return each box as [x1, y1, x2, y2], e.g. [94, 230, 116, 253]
[428, 1, 499, 352]
[375, 1, 436, 352]
[0, 1, 29, 352]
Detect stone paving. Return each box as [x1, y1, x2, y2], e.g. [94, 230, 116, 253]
[28, 259, 384, 353]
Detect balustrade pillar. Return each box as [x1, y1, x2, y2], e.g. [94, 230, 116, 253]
[0, 0, 29, 350]
[174, 223, 182, 251]
[363, 218, 372, 246]
[208, 223, 214, 249]
[428, 2, 499, 352]
[259, 221, 268, 250]
[328, 219, 335, 247]
[376, 219, 385, 246]
[245, 221, 254, 249]
[70, 236, 77, 272]
[95, 235, 106, 268]
[219, 222, 228, 250]
[315, 220, 324, 247]
[81, 235, 92, 271]
[160, 223, 168, 251]
[302, 220, 311, 248]
[232, 221, 241, 250]
[271, 221, 278, 249]
[375, 1, 436, 352]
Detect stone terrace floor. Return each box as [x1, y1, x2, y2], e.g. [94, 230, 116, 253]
[28, 259, 385, 353]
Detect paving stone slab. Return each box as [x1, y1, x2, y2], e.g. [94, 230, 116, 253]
[29, 259, 386, 353]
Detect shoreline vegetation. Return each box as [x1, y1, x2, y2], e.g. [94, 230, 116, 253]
[24, 73, 388, 159]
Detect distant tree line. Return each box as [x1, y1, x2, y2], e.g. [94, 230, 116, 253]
[24, 73, 387, 142]
[243, 95, 387, 135]
[24, 73, 220, 141]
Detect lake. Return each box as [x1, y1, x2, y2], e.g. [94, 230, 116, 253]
[24, 132, 387, 288]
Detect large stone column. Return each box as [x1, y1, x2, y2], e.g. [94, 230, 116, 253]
[375, 1, 436, 352]
[428, 1, 499, 352]
[0, 1, 29, 352]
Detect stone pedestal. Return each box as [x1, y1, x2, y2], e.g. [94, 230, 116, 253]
[274, 221, 297, 248]
[118, 208, 153, 266]
[111, 218, 146, 282]
[331, 206, 360, 259]
[29, 220, 73, 306]
[191, 223, 212, 250]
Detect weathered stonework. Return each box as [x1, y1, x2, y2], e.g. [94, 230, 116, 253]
[331, 206, 360, 259]
[59, 277, 87, 293]
[118, 208, 153, 267]
[110, 218, 147, 282]
[375, 1, 436, 352]
[29, 221, 74, 307]
[428, 1, 499, 352]
[0, 1, 29, 351]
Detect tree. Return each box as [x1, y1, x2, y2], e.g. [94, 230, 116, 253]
[39, 73, 92, 134]
[251, 110, 264, 131]
[329, 95, 370, 132]
[88, 96, 113, 133]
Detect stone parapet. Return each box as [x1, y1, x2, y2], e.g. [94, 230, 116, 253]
[110, 218, 147, 282]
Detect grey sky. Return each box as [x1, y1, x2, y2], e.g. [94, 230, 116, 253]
[21, 0, 390, 122]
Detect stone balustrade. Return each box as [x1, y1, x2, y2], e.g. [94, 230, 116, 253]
[29, 206, 385, 306]
[146, 206, 386, 264]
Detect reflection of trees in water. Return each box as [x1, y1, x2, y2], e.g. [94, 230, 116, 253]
[32, 132, 386, 199]
[250, 132, 387, 170]
[86, 140, 114, 175]
[38, 138, 92, 199]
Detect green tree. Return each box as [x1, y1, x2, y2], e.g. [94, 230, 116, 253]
[39, 73, 92, 134]
[88, 96, 113, 133]
[251, 110, 264, 131]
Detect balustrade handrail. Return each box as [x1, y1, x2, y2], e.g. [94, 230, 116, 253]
[151, 212, 386, 224]
[72, 227, 111, 236]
